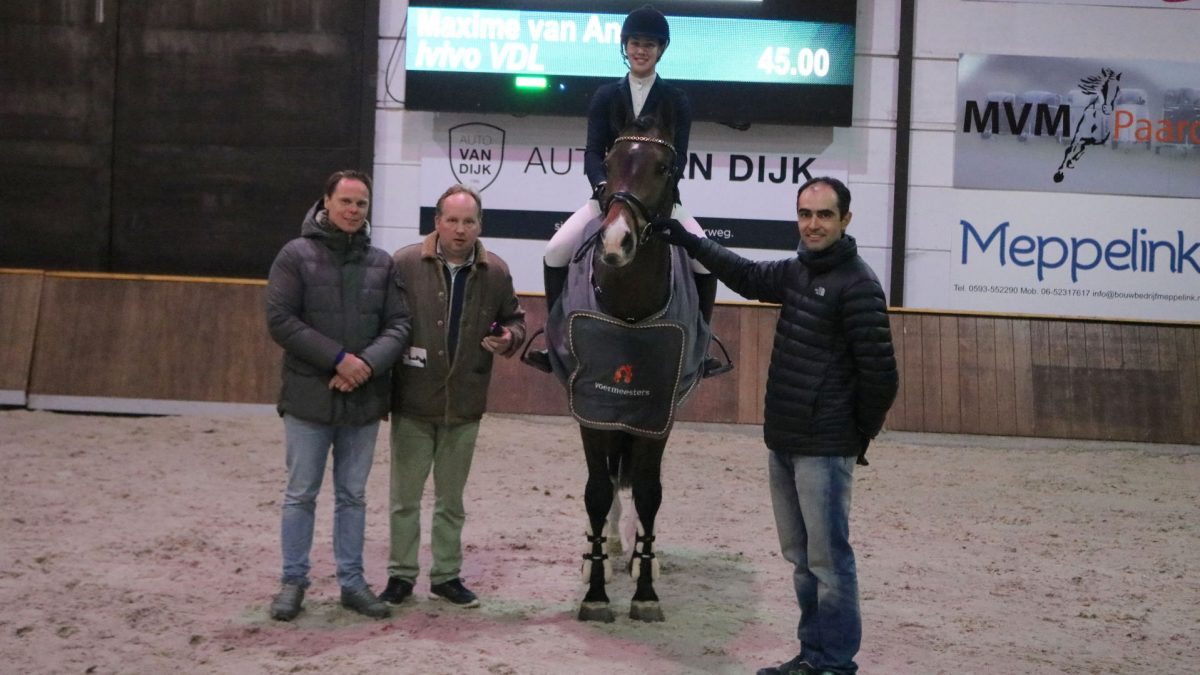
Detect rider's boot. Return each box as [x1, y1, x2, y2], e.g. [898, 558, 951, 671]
[694, 273, 716, 325]
[525, 262, 568, 373]
[546, 261, 568, 315]
[694, 273, 725, 378]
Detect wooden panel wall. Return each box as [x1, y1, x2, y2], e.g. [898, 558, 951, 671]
[0, 271, 44, 394]
[6, 271, 1197, 445]
[27, 274, 279, 403]
[887, 311, 1200, 444]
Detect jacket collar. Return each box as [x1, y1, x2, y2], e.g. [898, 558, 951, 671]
[797, 234, 857, 273]
[419, 231, 490, 268]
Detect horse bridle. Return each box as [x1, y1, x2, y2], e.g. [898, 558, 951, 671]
[598, 134, 678, 244]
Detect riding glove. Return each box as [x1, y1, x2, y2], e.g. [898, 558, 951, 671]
[650, 217, 701, 253]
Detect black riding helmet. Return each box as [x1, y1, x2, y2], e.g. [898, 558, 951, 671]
[621, 5, 670, 48]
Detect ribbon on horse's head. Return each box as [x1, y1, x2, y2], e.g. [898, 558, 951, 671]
[598, 134, 678, 244]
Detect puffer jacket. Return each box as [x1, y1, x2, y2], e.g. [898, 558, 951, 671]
[391, 232, 526, 425]
[690, 234, 898, 456]
[266, 201, 411, 426]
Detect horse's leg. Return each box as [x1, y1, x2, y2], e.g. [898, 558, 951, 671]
[578, 427, 617, 622]
[627, 436, 667, 622]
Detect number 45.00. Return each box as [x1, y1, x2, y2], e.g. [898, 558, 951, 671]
[757, 46, 831, 78]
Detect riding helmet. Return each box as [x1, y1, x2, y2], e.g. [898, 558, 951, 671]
[622, 5, 670, 47]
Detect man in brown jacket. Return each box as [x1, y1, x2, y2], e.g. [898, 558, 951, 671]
[378, 184, 526, 609]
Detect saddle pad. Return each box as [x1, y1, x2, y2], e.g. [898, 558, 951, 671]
[566, 311, 685, 439]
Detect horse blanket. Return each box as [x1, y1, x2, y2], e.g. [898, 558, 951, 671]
[546, 218, 711, 439]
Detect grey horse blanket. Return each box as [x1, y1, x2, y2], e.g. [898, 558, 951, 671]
[546, 218, 710, 439]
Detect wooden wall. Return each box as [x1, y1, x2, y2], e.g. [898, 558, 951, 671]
[0, 1, 379, 277]
[0, 271, 43, 403]
[2, 271, 1197, 445]
[887, 312, 1200, 444]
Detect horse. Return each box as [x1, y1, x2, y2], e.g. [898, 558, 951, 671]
[538, 102, 709, 623]
[1054, 67, 1121, 183]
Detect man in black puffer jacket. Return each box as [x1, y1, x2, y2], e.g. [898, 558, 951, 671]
[653, 177, 898, 675]
[265, 170, 411, 622]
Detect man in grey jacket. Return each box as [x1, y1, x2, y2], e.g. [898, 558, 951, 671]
[265, 170, 410, 621]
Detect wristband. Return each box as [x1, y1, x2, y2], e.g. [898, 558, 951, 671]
[334, 350, 347, 366]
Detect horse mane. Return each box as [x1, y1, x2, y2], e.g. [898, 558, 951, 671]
[1078, 68, 1121, 97]
[629, 115, 659, 134]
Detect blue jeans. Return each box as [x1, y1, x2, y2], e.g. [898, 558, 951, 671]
[280, 414, 379, 591]
[768, 451, 860, 673]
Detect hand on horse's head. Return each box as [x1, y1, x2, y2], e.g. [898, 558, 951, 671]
[650, 217, 699, 252]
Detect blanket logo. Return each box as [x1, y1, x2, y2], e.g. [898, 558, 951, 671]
[448, 122, 504, 191]
[613, 364, 633, 384]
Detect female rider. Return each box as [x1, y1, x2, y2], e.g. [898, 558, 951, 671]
[540, 5, 713, 321]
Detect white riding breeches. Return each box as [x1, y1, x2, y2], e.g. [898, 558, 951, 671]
[544, 200, 710, 274]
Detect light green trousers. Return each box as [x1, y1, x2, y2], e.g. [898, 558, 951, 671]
[386, 415, 480, 585]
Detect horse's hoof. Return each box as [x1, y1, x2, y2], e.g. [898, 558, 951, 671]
[629, 600, 664, 622]
[578, 601, 616, 623]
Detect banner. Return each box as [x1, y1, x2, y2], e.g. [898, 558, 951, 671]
[954, 54, 1200, 198]
[948, 193, 1200, 322]
[418, 114, 848, 251]
[966, 0, 1195, 7]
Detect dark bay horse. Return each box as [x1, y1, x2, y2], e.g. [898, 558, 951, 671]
[550, 104, 704, 623]
[579, 115, 675, 623]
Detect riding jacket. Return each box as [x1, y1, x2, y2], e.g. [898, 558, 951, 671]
[266, 202, 411, 426]
[687, 234, 899, 456]
[584, 75, 692, 190]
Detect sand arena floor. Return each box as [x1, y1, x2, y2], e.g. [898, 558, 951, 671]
[1, 410, 1196, 674]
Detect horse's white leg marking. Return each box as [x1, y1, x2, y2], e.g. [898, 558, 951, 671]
[605, 477, 624, 555]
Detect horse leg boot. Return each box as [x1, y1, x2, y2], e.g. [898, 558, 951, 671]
[628, 519, 664, 622]
[525, 262, 567, 373]
[577, 521, 615, 622]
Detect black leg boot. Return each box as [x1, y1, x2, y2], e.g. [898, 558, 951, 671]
[694, 273, 716, 326]
[693, 273, 730, 378]
[545, 262, 568, 316]
[523, 262, 568, 373]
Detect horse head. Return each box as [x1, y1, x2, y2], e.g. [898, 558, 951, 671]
[596, 104, 678, 269]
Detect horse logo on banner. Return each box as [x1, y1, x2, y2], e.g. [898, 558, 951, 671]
[1053, 68, 1122, 183]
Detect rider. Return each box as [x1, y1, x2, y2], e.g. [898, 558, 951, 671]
[540, 4, 715, 331]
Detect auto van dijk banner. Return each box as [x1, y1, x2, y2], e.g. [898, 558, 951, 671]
[417, 115, 847, 251]
[955, 54, 1200, 198]
[950, 208, 1200, 323]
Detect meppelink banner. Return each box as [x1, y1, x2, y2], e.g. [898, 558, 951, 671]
[947, 191, 1200, 323]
